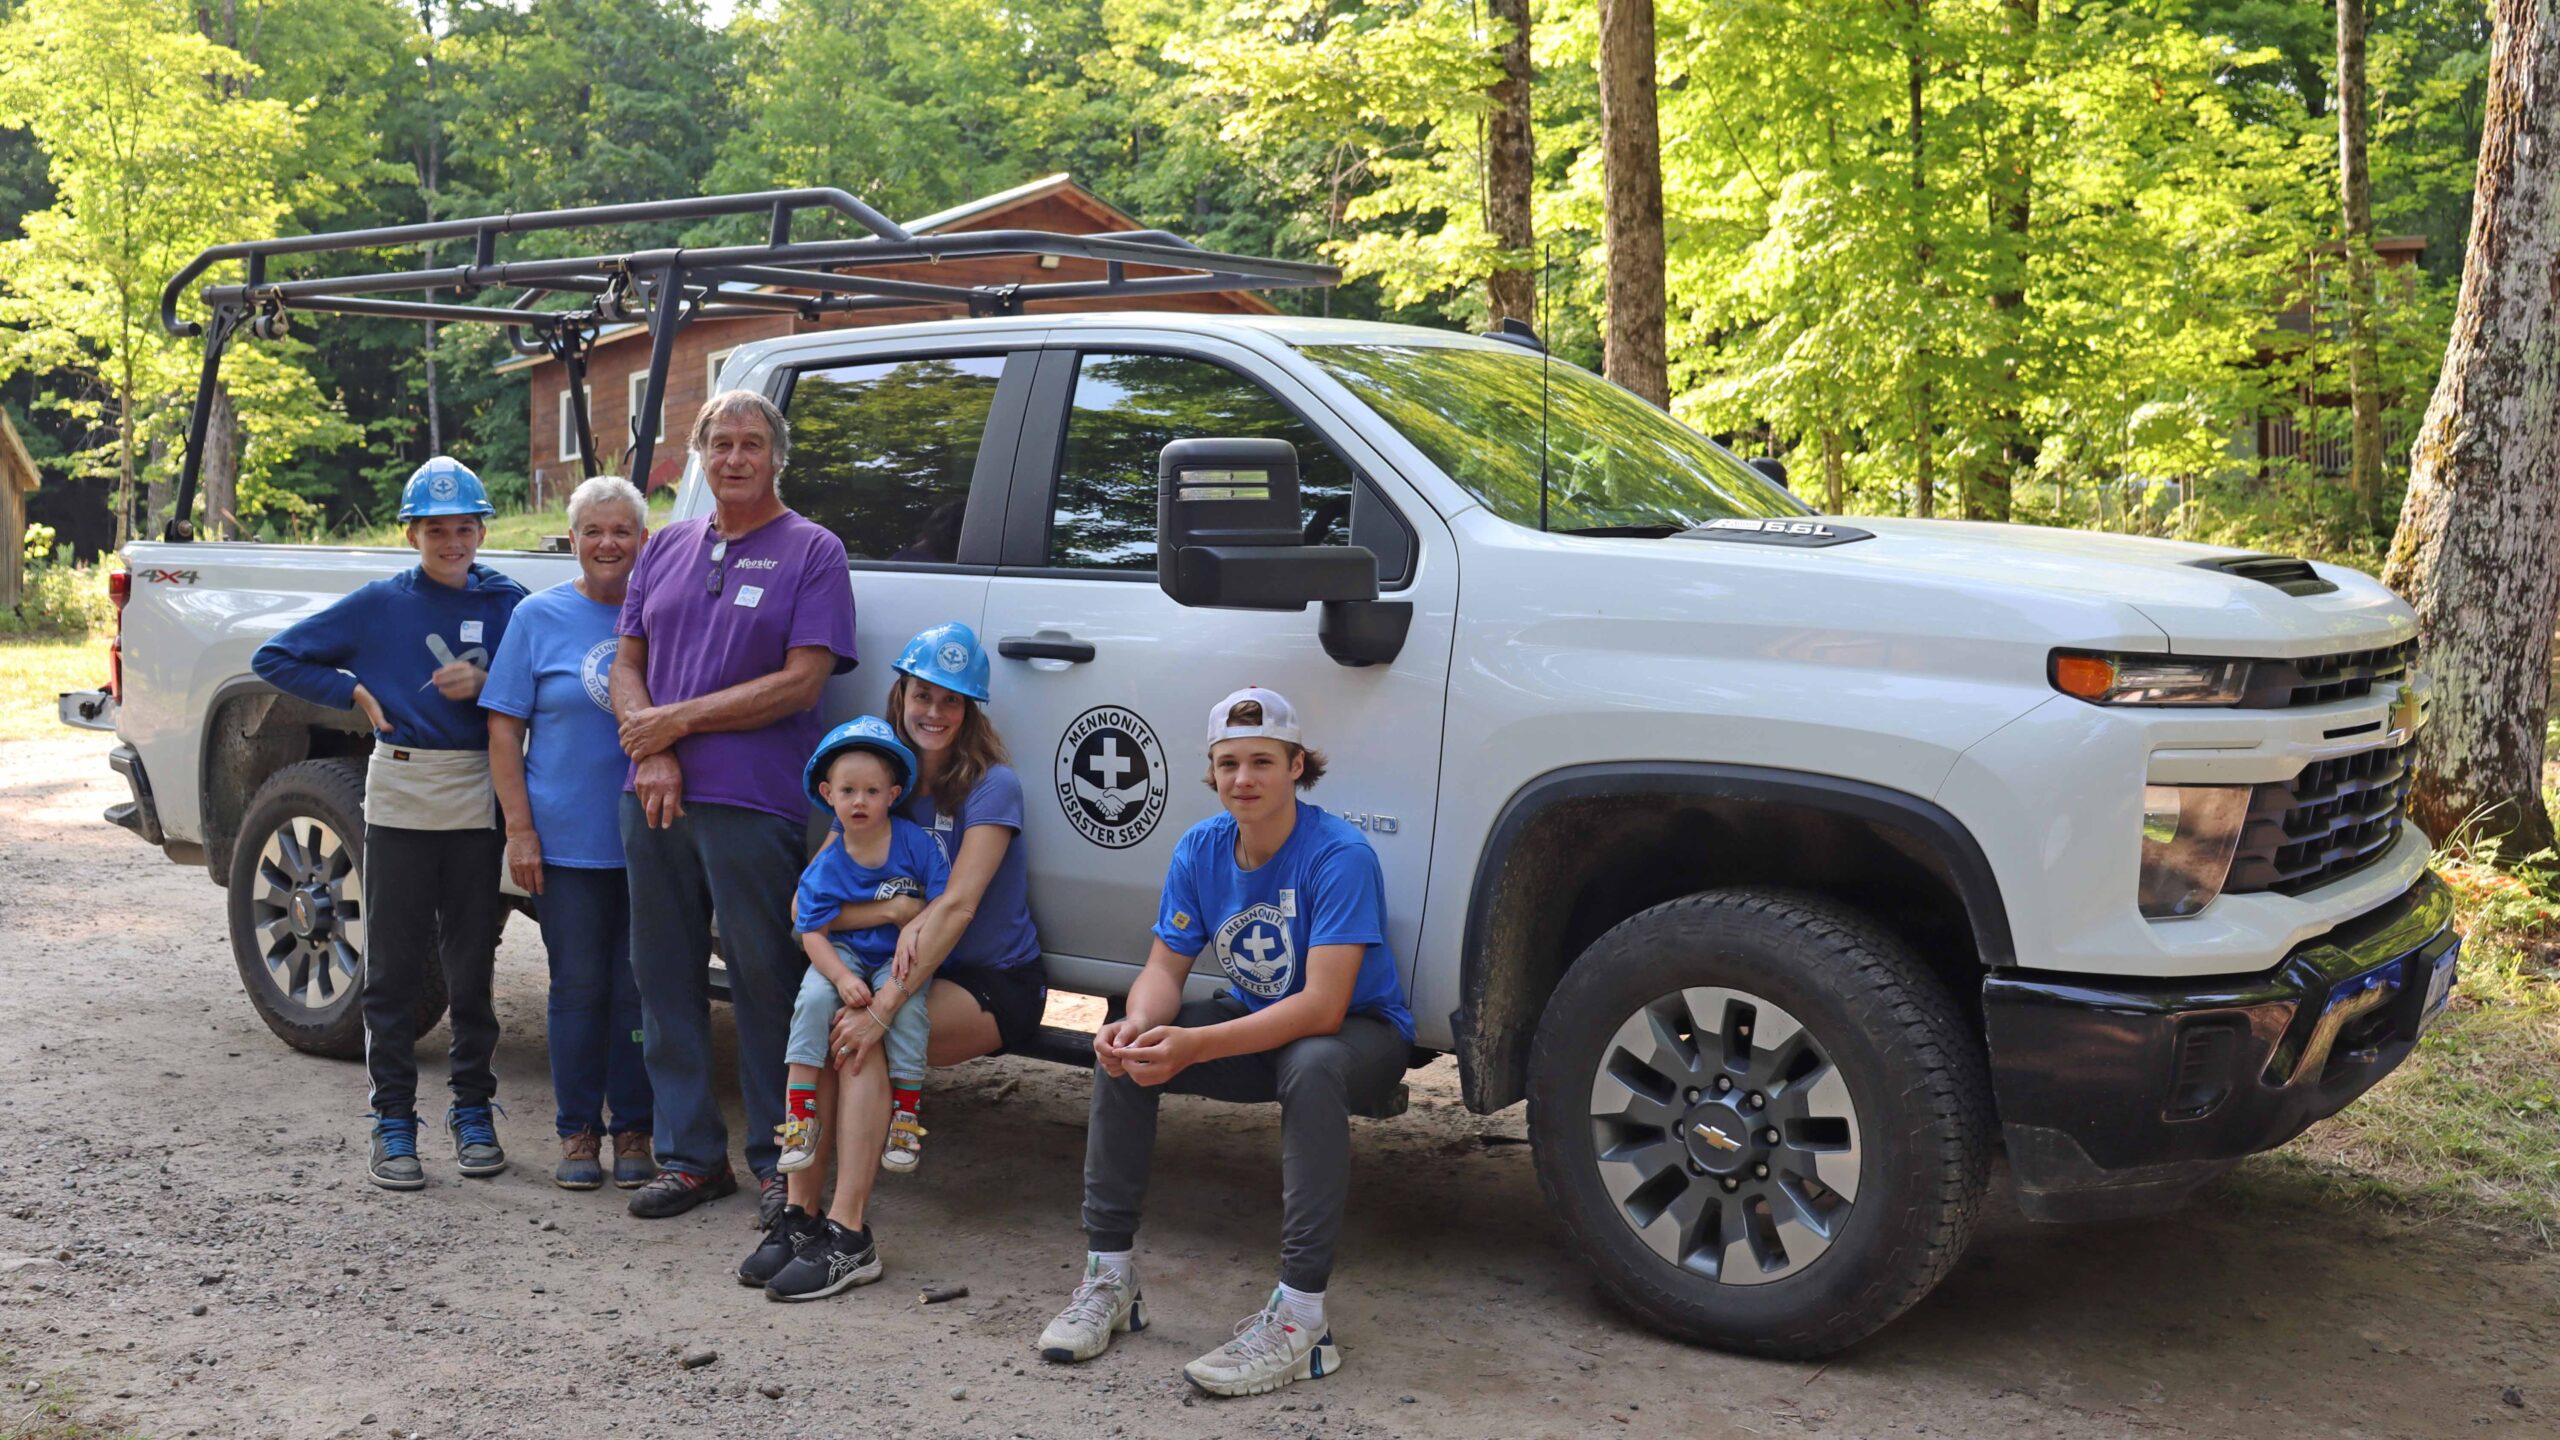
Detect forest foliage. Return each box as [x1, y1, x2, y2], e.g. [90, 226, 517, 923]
[0, 0, 2492, 557]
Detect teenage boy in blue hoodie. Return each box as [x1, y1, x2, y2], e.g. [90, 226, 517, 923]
[252, 457, 528, 1191]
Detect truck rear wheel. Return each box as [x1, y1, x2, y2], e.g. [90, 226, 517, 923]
[1527, 888, 1990, 1358]
[225, 760, 446, 1059]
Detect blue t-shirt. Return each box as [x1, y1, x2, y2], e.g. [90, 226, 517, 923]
[477, 582, 627, 868]
[901, 765, 1041, 973]
[251, 564, 528, 751]
[793, 817, 951, 971]
[1153, 801, 1414, 1043]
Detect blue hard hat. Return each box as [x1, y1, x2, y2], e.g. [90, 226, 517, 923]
[892, 621, 991, 703]
[804, 715, 918, 808]
[398, 457, 495, 520]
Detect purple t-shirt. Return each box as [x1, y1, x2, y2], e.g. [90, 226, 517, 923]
[617, 510, 857, 822]
[901, 765, 1042, 973]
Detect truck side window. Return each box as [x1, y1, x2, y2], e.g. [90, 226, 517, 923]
[784, 355, 1005, 563]
[1048, 352, 1379, 573]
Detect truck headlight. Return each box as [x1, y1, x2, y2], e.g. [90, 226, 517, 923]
[2052, 651, 2249, 705]
[2139, 784, 2251, 918]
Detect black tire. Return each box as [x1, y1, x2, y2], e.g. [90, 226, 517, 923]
[225, 759, 447, 1059]
[1527, 888, 1991, 1358]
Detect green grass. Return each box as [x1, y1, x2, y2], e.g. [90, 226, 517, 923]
[0, 638, 112, 743]
[332, 491, 678, 551]
[0, 1360, 146, 1440]
[2272, 866, 2560, 1239]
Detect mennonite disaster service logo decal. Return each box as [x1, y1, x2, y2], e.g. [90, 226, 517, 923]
[1214, 902, 1297, 999]
[1055, 705, 1167, 849]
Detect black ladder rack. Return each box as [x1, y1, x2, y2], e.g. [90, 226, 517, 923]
[157, 187, 1340, 540]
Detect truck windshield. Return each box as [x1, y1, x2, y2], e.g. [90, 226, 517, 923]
[1308, 343, 1806, 532]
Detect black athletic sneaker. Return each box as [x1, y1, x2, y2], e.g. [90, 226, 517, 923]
[626, 1163, 738, 1219]
[738, 1204, 823, 1288]
[763, 1220, 882, 1302]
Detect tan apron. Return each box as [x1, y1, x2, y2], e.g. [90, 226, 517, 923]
[365, 745, 496, 831]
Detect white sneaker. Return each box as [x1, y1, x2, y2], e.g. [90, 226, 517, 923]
[774, 1114, 820, 1174]
[1182, 1291, 1341, 1397]
[1037, 1258, 1146, 1363]
[881, 1109, 926, 1174]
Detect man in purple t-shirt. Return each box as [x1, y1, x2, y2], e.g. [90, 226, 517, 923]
[610, 390, 857, 1221]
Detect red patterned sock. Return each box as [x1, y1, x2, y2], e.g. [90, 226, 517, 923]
[787, 1085, 818, 1122]
[891, 1088, 921, 1115]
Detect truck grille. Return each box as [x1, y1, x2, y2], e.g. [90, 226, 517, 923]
[2240, 640, 2417, 709]
[2225, 740, 2414, 896]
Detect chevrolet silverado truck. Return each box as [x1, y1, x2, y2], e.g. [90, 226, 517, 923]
[60, 192, 2460, 1357]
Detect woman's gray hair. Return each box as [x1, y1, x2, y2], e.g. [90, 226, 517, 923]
[688, 389, 791, 484]
[564, 474, 647, 532]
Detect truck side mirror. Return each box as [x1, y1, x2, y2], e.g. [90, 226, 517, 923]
[1157, 438, 1379, 611]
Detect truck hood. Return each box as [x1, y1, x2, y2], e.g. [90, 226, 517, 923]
[1759, 517, 2415, 658]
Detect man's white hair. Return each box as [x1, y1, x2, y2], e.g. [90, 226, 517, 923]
[565, 474, 647, 532]
[688, 389, 791, 486]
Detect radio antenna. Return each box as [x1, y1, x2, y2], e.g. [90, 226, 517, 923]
[1537, 243, 1553, 533]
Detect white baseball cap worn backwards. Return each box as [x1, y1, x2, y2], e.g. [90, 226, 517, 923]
[1207, 686, 1303, 749]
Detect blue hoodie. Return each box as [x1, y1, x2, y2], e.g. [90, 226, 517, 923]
[253, 563, 529, 752]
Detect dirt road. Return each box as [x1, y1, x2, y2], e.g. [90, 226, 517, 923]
[0, 733, 2549, 1439]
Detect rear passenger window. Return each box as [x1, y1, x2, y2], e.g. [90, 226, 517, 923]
[1047, 353, 1363, 572]
[785, 355, 1004, 563]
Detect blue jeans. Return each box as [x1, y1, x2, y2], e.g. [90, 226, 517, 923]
[536, 864, 652, 1139]
[620, 797, 806, 1180]
[786, 940, 930, 1087]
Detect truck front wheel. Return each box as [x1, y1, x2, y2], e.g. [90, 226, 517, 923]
[225, 760, 446, 1058]
[1527, 889, 1990, 1358]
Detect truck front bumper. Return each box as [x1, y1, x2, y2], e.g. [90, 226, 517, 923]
[1984, 870, 2458, 1222]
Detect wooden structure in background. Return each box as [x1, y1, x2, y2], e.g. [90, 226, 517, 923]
[0, 406, 39, 609]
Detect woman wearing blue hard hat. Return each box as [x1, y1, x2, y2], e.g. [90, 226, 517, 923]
[742, 622, 1049, 1275]
[252, 456, 529, 1192]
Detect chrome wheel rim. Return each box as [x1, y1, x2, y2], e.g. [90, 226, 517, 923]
[250, 817, 364, 1013]
[1587, 986, 1862, 1285]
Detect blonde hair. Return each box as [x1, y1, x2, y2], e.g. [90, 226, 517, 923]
[888, 672, 1011, 813]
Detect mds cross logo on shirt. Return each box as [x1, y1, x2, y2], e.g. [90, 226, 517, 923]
[1215, 905, 1297, 999]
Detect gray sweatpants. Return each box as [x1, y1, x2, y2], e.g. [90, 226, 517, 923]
[1081, 994, 1409, 1291]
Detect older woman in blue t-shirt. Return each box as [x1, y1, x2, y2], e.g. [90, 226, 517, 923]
[482, 476, 657, 1192]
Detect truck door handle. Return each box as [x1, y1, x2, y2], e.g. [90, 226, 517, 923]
[998, 635, 1096, 664]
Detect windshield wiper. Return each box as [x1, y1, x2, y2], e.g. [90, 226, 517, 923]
[1556, 523, 1685, 538]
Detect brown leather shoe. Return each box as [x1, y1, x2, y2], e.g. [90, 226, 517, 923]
[610, 1130, 656, 1190]
[628, 1162, 735, 1219]
[555, 1129, 604, 1191]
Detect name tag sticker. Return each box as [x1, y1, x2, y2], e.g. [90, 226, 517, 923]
[733, 585, 765, 609]
[459, 620, 484, 643]
[1279, 888, 1297, 918]
[933, 812, 954, 832]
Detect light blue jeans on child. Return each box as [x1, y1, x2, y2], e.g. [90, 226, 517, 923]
[785, 940, 930, 1087]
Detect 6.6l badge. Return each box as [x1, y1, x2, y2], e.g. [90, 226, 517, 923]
[1055, 705, 1168, 849]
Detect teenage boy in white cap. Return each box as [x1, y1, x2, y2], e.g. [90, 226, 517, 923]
[1037, 687, 1413, 1397]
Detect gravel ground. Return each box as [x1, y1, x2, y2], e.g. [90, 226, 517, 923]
[0, 733, 2551, 1440]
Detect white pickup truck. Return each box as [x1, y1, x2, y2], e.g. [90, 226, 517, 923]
[64, 197, 2459, 1358]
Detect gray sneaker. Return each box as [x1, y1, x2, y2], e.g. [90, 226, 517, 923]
[1037, 1257, 1146, 1363]
[368, 1114, 425, 1191]
[1182, 1290, 1339, 1397]
[446, 1103, 507, 1178]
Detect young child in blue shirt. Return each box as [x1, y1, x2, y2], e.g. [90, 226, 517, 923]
[779, 718, 949, 1172]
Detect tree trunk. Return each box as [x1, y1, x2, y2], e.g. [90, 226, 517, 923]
[1597, 0, 1668, 406]
[1484, 0, 1537, 326]
[144, 428, 169, 540]
[114, 354, 134, 549]
[1822, 429, 1845, 514]
[1977, 0, 2036, 523]
[1907, 0, 1934, 519]
[201, 383, 243, 540]
[2337, 0, 2386, 522]
[2379, 0, 2560, 860]
[418, 1, 443, 455]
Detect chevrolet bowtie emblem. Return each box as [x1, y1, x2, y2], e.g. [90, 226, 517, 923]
[2387, 682, 2424, 746]
[1693, 1123, 1742, 1153]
